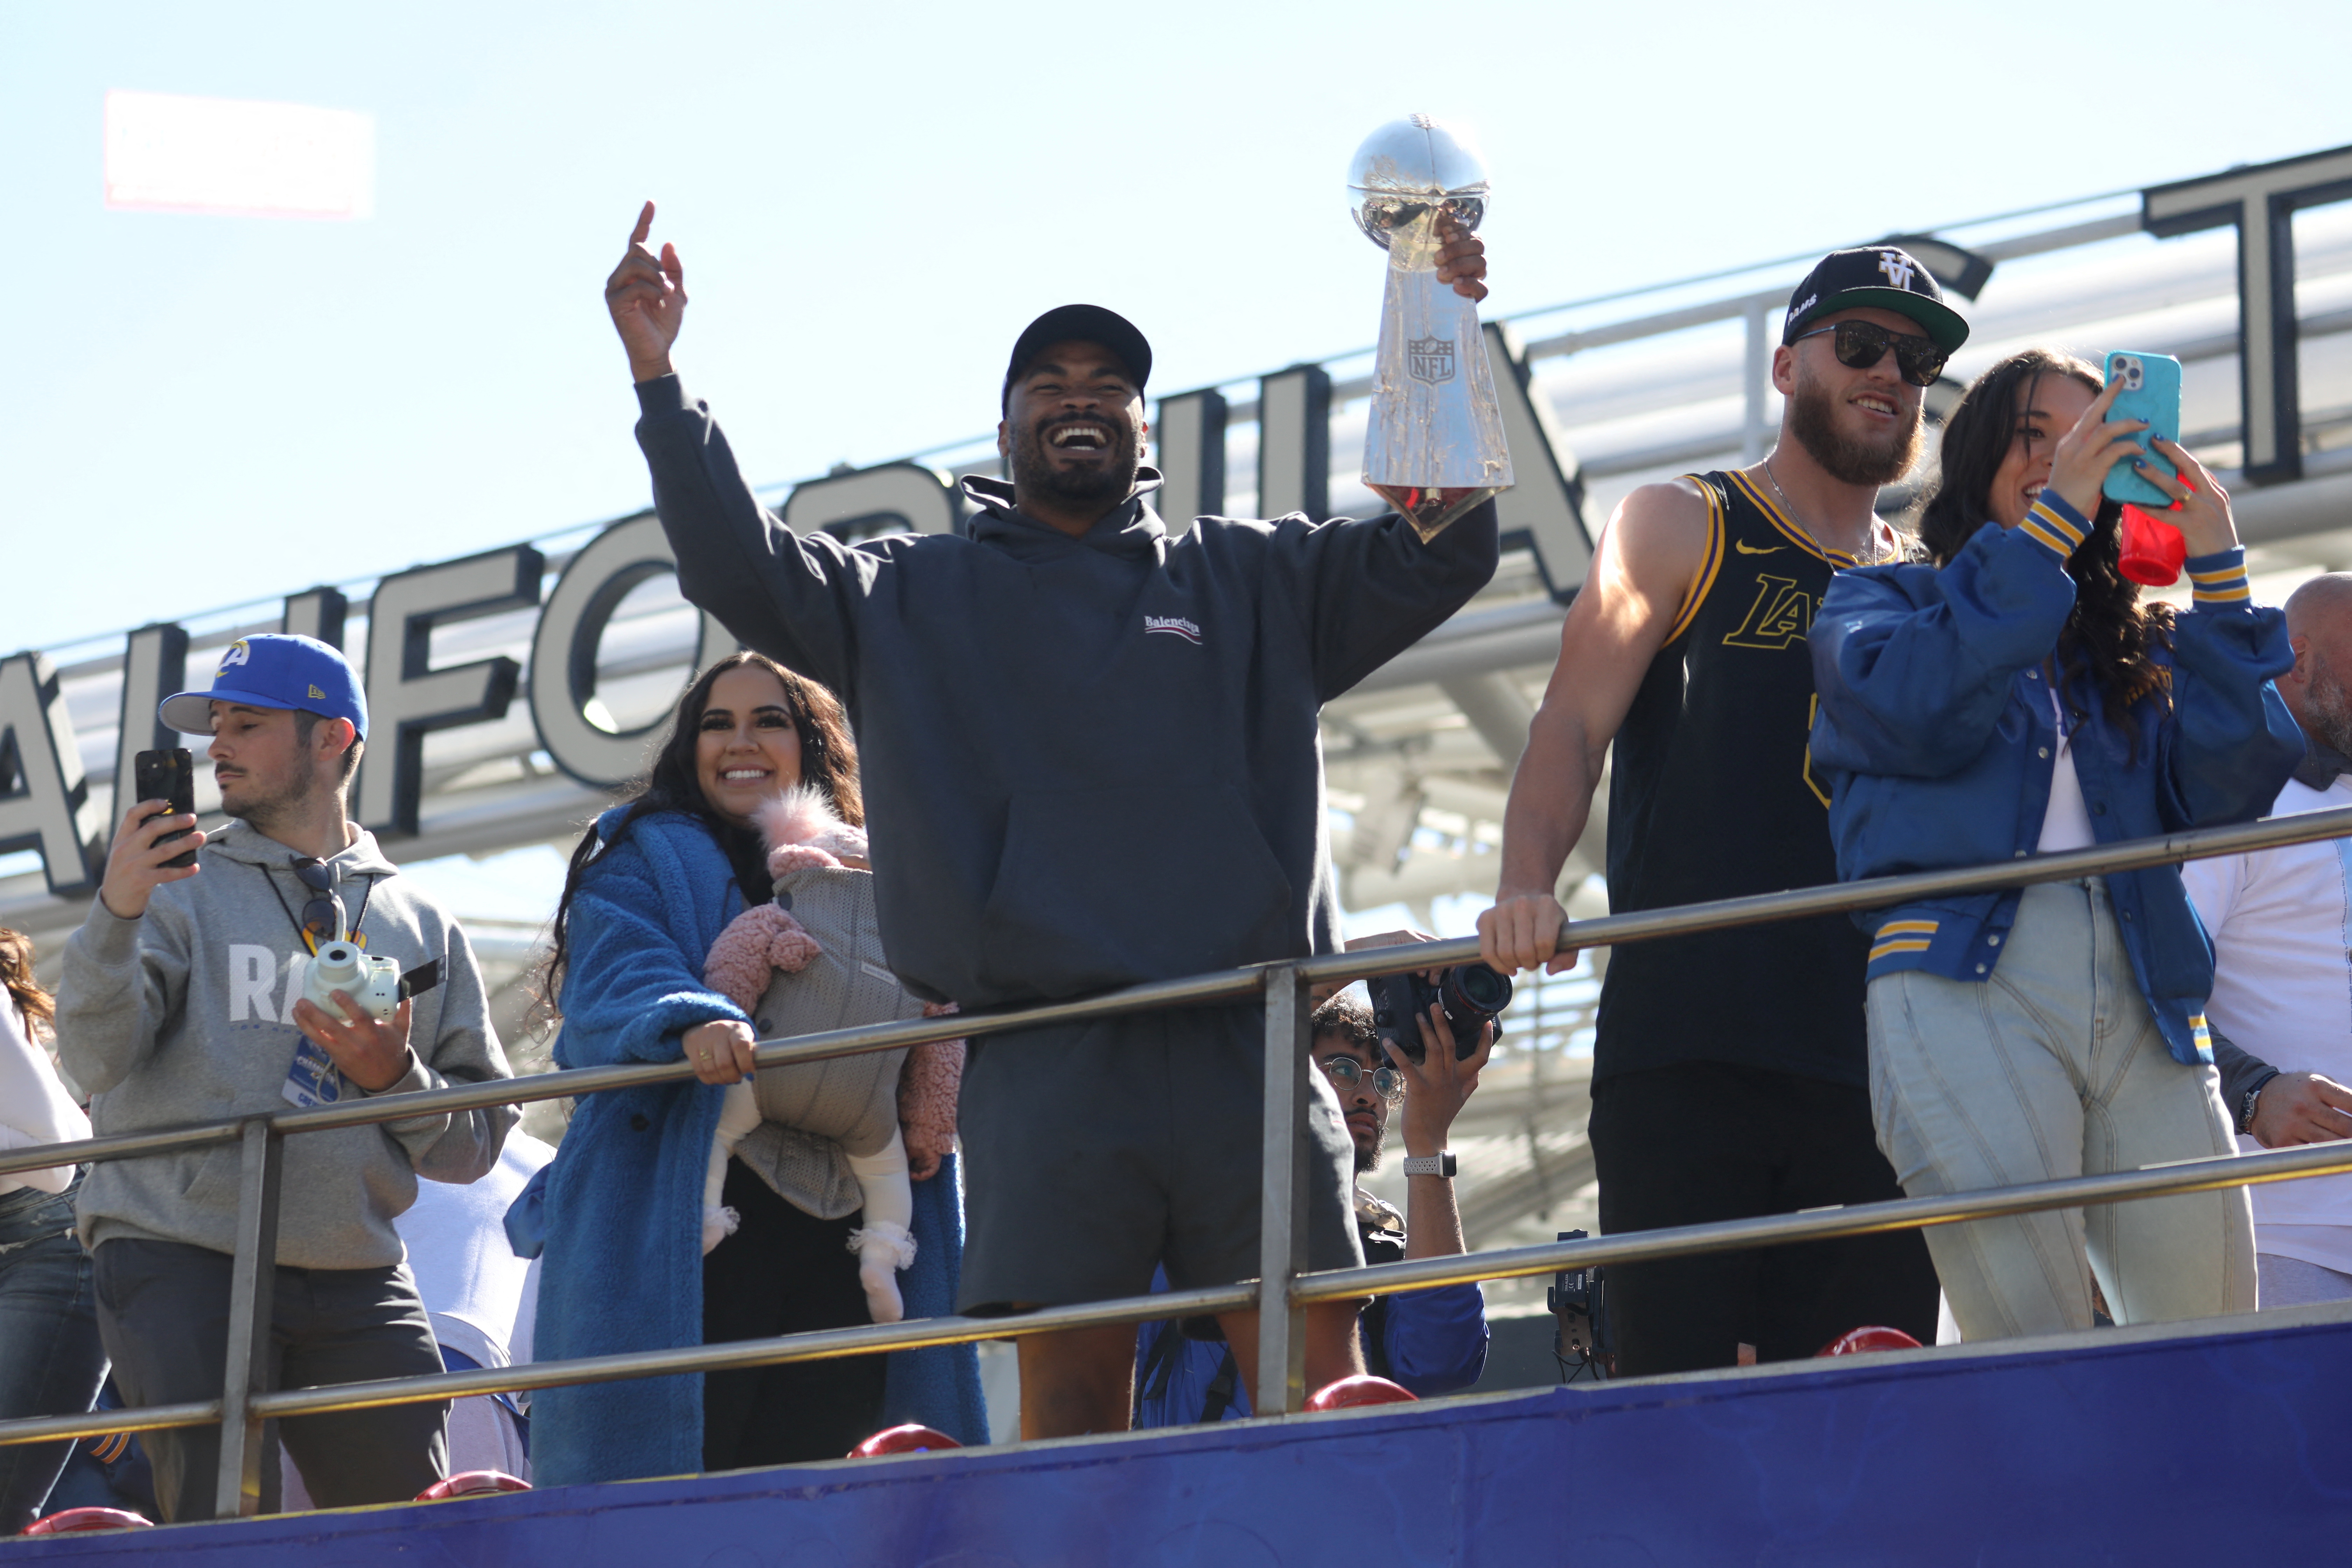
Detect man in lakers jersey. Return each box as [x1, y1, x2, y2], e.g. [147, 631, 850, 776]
[1478, 247, 1966, 1374]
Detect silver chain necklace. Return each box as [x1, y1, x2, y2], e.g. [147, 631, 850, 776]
[1762, 455, 1888, 565]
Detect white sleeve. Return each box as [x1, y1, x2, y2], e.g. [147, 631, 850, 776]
[0, 993, 91, 1195]
[2180, 847, 2247, 937]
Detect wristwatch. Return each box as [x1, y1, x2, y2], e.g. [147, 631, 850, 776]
[1401, 1152, 1456, 1179]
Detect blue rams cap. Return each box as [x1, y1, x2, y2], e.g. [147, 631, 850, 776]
[159, 635, 368, 740]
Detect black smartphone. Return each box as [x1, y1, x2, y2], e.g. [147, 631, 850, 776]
[132, 748, 198, 869]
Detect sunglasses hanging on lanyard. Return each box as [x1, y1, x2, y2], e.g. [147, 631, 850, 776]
[256, 857, 379, 955]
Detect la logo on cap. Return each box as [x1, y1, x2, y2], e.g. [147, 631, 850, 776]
[218, 640, 251, 673]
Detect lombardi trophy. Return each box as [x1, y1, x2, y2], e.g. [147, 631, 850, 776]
[1350, 114, 1514, 538]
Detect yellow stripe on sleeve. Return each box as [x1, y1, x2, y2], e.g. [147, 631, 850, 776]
[1663, 478, 1725, 645]
[2016, 519, 2074, 556]
[1875, 919, 1940, 938]
[2024, 499, 2086, 550]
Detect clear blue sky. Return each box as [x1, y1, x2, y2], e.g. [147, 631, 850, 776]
[4, 0, 2345, 655]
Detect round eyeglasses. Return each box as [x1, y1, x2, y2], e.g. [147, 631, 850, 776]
[1319, 1054, 1405, 1104]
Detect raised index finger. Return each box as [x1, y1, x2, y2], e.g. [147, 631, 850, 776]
[630, 200, 655, 246]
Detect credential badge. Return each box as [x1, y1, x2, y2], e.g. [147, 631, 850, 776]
[1406, 336, 1457, 386]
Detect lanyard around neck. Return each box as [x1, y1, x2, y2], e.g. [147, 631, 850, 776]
[253, 860, 381, 955]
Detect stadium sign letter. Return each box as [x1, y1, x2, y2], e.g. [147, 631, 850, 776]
[1154, 389, 1228, 542]
[355, 546, 545, 836]
[1258, 365, 1333, 522]
[281, 586, 349, 649]
[1485, 322, 1591, 600]
[2144, 144, 2352, 486]
[0, 653, 101, 895]
[780, 462, 961, 540]
[117, 623, 191, 808]
[529, 515, 735, 789]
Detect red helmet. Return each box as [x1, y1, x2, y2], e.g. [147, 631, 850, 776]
[1816, 1326, 1925, 1357]
[850, 1423, 963, 1458]
[23, 1507, 154, 1535]
[1305, 1375, 1419, 1411]
[414, 1470, 533, 1502]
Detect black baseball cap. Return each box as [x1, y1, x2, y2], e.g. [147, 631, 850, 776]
[1782, 246, 1970, 356]
[1002, 304, 1153, 410]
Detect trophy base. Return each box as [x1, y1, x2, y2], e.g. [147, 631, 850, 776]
[1368, 483, 1503, 542]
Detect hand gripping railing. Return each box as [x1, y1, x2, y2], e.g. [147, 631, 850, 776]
[7, 804, 2352, 1522]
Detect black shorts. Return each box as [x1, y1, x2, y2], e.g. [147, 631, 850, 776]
[1588, 1059, 1941, 1376]
[955, 1003, 1362, 1313]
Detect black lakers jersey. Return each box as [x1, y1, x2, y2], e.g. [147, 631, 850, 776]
[1594, 470, 1874, 1088]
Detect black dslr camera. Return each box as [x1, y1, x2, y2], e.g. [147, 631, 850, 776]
[1366, 961, 1511, 1063]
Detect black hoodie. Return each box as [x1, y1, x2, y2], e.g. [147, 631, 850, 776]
[635, 376, 1498, 1009]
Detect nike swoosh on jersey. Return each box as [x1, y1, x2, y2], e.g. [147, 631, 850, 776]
[1734, 540, 1784, 556]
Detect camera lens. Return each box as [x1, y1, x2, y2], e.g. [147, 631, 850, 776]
[1449, 962, 1512, 1012]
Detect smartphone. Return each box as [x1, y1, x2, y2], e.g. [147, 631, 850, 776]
[2101, 351, 2183, 509]
[132, 748, 198, 870]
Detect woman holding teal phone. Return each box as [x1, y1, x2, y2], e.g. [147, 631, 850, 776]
[1804, 346, 2305, 1341]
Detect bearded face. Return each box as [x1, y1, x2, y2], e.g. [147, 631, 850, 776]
[1006, 402, 1142, 514]
[1787, 346, 1926, 488]
[1000, 340, 1147, 523]
[2301, 640, 2352, 760]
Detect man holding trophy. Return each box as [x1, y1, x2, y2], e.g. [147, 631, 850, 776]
[603, 114, 1505, 1438]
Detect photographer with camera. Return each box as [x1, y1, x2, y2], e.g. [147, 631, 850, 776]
[1135, 990, 1492, 1425]
[55, 635, 514, 1521]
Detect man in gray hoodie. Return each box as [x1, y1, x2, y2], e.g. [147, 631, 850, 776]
[57, 634, 513, 1521]
[606, 202, 1498, 1436]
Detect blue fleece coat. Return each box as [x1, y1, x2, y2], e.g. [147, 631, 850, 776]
[530, 807, 985, 1486]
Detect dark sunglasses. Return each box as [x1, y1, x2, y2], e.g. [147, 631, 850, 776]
[1792, 320, 1948, 388]
[1320, 1055, 1405, 1104]
[292, 857, 344, 947]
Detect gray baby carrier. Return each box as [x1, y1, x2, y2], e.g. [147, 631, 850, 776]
[733, 864, 923, 1219]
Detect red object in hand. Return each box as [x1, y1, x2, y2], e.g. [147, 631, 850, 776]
[1304, 1374, 1419, 1411]
[1816, 1325, 1925, 1357]
[22, 1507, 154, 1534]
[2118, 503, 2187, 587]
[414, 1470, 532, 1502]
[849, 1423, 963, 1458]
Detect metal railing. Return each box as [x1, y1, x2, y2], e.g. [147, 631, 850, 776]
[9, 804, 2352, 1524]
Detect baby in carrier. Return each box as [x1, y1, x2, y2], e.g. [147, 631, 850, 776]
[698, 787, 962, 1324]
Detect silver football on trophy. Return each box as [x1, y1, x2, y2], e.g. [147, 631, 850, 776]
[1349, 114, 1490, 251]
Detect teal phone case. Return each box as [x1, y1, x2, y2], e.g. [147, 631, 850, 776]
[2102, 351, 2182, 508]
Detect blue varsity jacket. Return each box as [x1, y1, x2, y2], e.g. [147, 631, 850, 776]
[1806, 493, 2302, 1065]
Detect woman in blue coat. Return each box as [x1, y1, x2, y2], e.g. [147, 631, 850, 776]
[528, 653, 983, 1486]
[1808, 348, 2302, 1341]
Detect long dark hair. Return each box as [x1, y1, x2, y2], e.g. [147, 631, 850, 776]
[0, 928, 53, 1036]
[1917, 347, 2173, 737]
[536, 652, 862, 1017]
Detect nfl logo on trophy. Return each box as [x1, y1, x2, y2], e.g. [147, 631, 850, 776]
[1349, 114, 1514, 538]
[1407, 336, 1456, 385]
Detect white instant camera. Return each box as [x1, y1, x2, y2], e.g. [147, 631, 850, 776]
[303, 941, 405, 1024]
